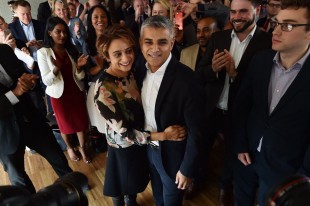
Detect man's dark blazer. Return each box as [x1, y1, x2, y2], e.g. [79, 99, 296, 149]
[257, 16, 274, 33]
[9, 19, 46, 49]
[196, 28, 272, 117]
[233, 50, 310, 183]
[37, 1, 52, 22]
[125, 13, 148, 39]
[0, 44, 46, 157]
[137, 56, 206, 178]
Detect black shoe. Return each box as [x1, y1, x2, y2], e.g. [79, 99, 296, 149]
[219, 185, 234, 206]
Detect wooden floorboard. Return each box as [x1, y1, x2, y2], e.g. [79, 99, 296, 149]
[0, 140, 224, 206]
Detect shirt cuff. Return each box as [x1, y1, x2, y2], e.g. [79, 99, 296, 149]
[5, 91, 19, 105]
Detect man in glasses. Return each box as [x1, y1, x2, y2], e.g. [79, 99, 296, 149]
[233, 0, 310, 205]
[257, 0, 281, 33]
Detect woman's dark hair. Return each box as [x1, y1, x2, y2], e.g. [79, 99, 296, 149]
[266, 174, 310, 206]
[86, 5, 112, 56]
[43, 16, 79, 61]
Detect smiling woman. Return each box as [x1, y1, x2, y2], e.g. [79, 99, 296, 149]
[37, 16, 91, 164]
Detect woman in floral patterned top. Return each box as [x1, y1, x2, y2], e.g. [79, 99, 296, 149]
[94, 25, 186, 206]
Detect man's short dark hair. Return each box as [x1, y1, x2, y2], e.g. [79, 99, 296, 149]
[231, 0, 262, 8]
[14, 0, 31, 9]
[281, 0, 310, 31]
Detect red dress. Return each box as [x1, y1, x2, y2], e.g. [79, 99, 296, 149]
[51, 51, 89, 134]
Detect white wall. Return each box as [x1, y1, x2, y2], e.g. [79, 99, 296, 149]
[0, 0, 88, 24]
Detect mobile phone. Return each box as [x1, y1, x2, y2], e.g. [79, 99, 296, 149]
[174, 11, 183, 30]
[3, 29, 12, 39]
[37, 40, 43, 46]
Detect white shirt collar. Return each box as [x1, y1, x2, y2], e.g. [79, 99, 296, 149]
[231, 25, 257, 42]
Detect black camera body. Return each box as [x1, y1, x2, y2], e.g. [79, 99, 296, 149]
[266, 174, 310, 206]
[0, 172, 88, 206]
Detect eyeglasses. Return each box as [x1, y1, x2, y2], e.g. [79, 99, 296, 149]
[270, 21, 310, 32]
[267, 3, 281, 8]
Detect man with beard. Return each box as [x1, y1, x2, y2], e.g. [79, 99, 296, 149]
[180, 16, 220, 71]
[196, 0, 271, 205]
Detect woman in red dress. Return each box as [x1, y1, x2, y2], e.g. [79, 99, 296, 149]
[38, 17, 91, 163]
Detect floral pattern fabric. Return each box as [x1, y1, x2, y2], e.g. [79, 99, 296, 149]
[94, 71, 150, 148]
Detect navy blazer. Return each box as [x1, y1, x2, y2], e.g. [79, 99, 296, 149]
[37, 1, 52, 22]
[9, 19, 46, 49]
[0, 44, 46, 157]
[137, 55, 206, 178]
[196, 28, 272, 117]
[233, 50, 310, 178]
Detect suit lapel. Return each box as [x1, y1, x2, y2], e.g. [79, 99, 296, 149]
[261, 52, 276, 117]
[237, 29, 262, 71]
[15, 21, 28, 43]
[271, 56, 310, 115]
[155, 56, 177, 118]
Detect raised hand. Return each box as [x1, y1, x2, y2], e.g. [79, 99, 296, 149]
[77, 54, 89, 70]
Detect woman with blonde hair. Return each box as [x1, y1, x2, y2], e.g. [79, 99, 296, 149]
[52, 0, 86, 53]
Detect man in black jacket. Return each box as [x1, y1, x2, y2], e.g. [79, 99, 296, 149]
[0, 44, 72, 194]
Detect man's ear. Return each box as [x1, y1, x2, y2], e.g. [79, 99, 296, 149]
[306, 29, 310, 40]
[170, 38, 175, 51]
[255, 5, 261, 18]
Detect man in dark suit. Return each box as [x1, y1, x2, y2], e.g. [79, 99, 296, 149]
[125, 0, 148, 39]
[67, 0, 85, 18]
[9, 0, 49, 116]
[138, 15, 206, 205]
[196, 0, 271, 205]
[180, 16, 220, 71]
[0, 44, 72, 194]
[233, 0, 310, 205]
[37, 0, 53, 22]
[9, 0, 45, 59]
[257, 0, 281, 33]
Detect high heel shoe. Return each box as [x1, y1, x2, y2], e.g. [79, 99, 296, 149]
[67, 147, 80, 162]
[78, 146, 91, 164]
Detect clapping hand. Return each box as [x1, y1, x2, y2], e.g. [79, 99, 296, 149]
[12, 73, 39, 96]
[77, 54, 89, 71]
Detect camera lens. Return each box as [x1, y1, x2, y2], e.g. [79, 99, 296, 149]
[31, 172, 88, 206]
[266, 175, 310, 206]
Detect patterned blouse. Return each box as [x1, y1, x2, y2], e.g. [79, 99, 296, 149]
[94, 71, 150, 148]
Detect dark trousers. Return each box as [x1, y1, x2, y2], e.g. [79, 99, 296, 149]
[0, 121, 72, 194]
[234, 150, 277, 206]
[205, 107, 233, 188]
[147, 145, 183, 206]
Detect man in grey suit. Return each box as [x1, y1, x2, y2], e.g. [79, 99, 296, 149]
[0, 44, 72, 194]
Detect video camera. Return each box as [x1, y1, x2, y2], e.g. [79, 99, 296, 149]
[0, 172, 88, 206]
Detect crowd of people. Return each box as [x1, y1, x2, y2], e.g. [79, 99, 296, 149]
[1, 0, 310, 205]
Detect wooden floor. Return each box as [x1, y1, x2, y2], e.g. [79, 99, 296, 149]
[0, 140, 224, 206]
